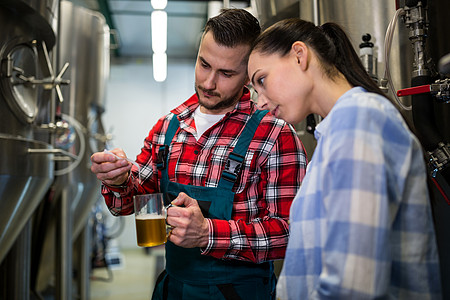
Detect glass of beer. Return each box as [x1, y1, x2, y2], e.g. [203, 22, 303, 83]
[133, 193, 168, 247]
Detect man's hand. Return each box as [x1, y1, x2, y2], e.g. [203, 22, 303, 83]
[90, 148, 131, 186]
[166, 192, 210, 248]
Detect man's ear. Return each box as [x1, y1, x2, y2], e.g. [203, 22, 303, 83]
[291, 41, 309, 70]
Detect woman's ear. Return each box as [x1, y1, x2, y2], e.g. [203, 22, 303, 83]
[291, 41, 308, 70]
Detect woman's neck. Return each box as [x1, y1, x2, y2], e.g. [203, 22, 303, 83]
[311, 73, 352, 118]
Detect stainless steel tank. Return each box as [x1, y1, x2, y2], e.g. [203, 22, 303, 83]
[0, 0, 57, 264]
[254, 0, 412, 91]
[33, 2, 110, 298]
[0, 1, 59, 299]
[0, 135, 53, 259]
[58, 0, 110, 240]
[255, 0, 299, 28]
[305, 1, 413, 113]
[253, 0, 414, 155]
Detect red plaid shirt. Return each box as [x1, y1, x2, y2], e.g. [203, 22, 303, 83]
[102, 90, 307, 263]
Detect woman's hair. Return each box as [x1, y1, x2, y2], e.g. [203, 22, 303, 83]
[252, 18, 385, 97]
[203, 8, 261, 49]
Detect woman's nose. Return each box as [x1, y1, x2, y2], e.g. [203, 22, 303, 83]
[256, 94, 269, 110]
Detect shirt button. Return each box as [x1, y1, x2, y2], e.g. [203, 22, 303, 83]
[194, 150, 199, 154]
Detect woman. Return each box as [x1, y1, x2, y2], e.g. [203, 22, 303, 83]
[248, 18, 442, 299]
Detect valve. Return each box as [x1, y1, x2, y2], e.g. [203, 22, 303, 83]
[402, 0, 430, 77]
[359, 33, 378, 83]
[396, 78, 450, 103]
[9, 41, 70, 103]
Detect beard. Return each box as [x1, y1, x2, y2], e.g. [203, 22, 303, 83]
[195, 85, 241, 112]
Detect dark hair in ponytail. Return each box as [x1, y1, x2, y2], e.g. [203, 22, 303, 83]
[252, 18, 385, 97]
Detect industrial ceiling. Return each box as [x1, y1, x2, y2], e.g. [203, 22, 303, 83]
[72, 0, 251, 59]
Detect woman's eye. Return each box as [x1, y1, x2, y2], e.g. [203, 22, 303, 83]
[257, 77, 265, 86]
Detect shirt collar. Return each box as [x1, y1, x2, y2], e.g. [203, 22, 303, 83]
[314, 86, 366, 140]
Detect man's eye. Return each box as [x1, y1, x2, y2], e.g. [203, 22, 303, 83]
[222, 72, 232, 78]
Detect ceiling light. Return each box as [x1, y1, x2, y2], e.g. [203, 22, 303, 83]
[153, 53, 167, 82]
[151, 10, 167, 53]
[151, 0, 167, 10]
[151, 4, 167, 82]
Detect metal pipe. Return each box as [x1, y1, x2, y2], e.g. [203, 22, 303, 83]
[313, 0, 319, 25]
[78, 223, 92, 300]
[28, 148, 79, 160]
[55, 188, 73, 300]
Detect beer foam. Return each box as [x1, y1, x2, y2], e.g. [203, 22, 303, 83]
[136, 214, 165, 220]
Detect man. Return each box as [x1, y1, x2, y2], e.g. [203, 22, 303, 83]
[91, 8, 307, 300]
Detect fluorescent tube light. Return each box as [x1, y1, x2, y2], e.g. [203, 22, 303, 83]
[151, 0, 167, 10]
[151, 10, 167, 53]
[153, 52, 167, 82]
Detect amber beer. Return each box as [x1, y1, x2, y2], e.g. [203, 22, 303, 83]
[135, 214, 167, 247]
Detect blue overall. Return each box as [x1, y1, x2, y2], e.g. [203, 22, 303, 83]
[152, 110, 276, 300]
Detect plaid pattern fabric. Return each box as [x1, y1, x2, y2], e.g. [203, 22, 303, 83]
[102, 90, 307, 263]
[277, 87, 441, 299]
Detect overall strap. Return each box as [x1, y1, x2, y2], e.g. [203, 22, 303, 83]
[218, 110, 268, 190]
[157, 115, 180, 194]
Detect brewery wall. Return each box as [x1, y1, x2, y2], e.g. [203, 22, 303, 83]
[104, 58, 194, 160]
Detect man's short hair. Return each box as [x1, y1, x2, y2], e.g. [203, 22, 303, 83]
[203, 8, 261, 48]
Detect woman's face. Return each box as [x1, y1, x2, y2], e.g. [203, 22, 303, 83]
[248, 49, 312, 124]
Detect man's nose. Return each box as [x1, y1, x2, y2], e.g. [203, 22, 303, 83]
[203, 72, 217, 90]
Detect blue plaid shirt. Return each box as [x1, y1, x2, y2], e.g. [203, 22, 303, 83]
[277, 87, 441, 299]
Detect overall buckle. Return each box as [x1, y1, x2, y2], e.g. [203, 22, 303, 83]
[222, 152, 244, 183]
[157, 145, 169, 170]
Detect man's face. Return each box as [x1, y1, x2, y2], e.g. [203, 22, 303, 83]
[194, 31, 250, 115]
